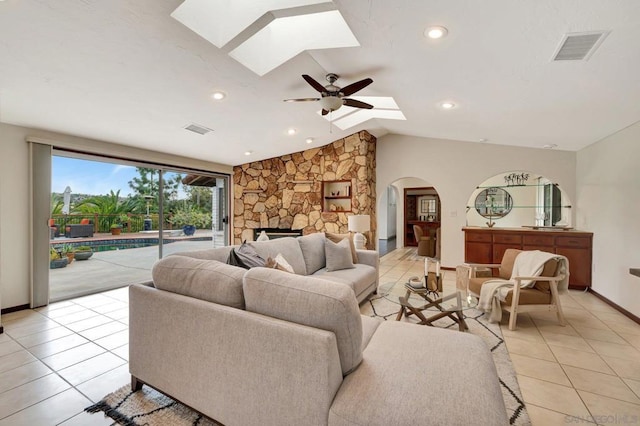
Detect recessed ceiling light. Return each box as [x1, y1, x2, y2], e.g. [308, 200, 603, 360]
[211, 91, 226, 100]
[244, 151, 252, 156]
[543, 144, 558, 149]
[440, 102, 455, 109]
[305, 137, 314, 144]
[287, 128, 297, 135]
[425, 26, 448, 39]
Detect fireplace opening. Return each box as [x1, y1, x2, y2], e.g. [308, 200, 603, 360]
[253, 228, 303, 240]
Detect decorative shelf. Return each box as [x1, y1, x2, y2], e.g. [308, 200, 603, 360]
[322, 180, 352, 212]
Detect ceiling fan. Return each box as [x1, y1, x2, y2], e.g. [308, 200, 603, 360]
[284, 73, 374, 115]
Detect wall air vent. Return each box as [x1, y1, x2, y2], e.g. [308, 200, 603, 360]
[184, 123, 213, 135]
[552, 31, 609, 61]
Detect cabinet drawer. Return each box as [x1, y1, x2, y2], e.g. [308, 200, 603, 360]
[466, 232, 492, 243]
[523, 235, 554, 246]
[494, 234, 522, 244]
[556, 236, 590, 248]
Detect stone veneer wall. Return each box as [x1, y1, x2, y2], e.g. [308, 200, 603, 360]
[233, 131, 376, 246]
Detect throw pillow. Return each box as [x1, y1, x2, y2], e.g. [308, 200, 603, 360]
[325, 231, 359, 264]
[275, 253, 295, 273]
[325, 238, 355, 272]
[226, 242, 266, 270]
[265, 254, 295, 273]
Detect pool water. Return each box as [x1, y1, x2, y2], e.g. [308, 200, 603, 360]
[51, 237, 211, 253]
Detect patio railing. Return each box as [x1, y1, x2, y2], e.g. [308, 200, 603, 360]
[50, 213, 173, 234]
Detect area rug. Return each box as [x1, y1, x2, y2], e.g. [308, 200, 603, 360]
[363, 288, 531, 426]
[85, 385, 221, 426]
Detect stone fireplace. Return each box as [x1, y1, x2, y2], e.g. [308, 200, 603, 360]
[233, 131, 376, 246]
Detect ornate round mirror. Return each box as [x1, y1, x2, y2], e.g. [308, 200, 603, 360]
[474, 187, 513, 218]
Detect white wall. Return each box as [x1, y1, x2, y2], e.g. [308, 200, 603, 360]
[377, 186, 398, 239]
[0, 122, 232, 310]
[576, 121, 640, 317]
[377, 135, 576, 268]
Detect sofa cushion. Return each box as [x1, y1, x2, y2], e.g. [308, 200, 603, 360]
[325, 232, 359, 264]
[152, 256, 245, 309]
[312, 264, 377, 299]
[297, 233, 326, 275]
[243, 268, 363, 375]
[249, 237, 307, 275]
[329, 321, 507, 426]
[325, 238, 355, 272]
[172, 246, 233, 263]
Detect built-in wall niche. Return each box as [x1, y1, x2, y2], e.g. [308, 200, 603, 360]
[322, 180, 352, 212]
[466, 172, 572, 228]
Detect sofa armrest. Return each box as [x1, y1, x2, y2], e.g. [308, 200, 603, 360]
[356, 249, 379, 269]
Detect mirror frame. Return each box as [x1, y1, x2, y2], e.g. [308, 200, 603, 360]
[474, 187, 513, 218]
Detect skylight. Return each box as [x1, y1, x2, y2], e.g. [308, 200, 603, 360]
[172, 0, 359, 76]
[319, 96, 406, 130]
[229, 10, 359, 76]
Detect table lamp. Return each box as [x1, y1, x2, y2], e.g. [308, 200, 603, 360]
[348, 215, 370, 250]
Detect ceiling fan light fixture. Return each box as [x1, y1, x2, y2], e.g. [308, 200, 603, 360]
[320, 96, 343, 112]
[425, 26, 448, 39]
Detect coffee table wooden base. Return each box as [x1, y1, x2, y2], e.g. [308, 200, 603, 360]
[395, 293, 469, 332]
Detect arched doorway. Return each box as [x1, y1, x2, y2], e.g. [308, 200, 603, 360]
[377, 177, 441, 257]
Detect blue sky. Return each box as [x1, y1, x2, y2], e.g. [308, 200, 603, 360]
[52, 157, 140, 196]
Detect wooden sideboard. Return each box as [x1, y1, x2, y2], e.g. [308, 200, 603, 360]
[463, 227, 593, 290]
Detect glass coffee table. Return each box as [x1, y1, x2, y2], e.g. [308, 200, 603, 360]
[379, 280, 478, 331]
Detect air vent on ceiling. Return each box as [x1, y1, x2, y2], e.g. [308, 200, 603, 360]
[552, 31, 609, 61]
[184, 123, 213, 135]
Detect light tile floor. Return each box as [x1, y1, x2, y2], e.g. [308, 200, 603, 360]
[0, 247, 638, 425]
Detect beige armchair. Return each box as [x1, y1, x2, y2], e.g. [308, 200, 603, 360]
[463, 249, 567, 330]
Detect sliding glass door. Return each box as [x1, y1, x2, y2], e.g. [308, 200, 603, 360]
[48, 151, 229, 302]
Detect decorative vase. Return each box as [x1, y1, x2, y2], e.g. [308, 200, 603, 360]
[74, 251, 93, 261]
[50, 258, 68, 269]
[182, 225, 196, 236]
[256, 230, 269, 241]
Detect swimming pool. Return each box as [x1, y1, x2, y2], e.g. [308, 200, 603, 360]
[51, 237, 211, 252]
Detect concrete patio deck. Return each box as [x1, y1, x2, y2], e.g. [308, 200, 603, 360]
[50, 230, 226, 302]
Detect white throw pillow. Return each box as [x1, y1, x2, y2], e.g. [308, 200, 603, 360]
[325, 238, 356, 272]
[275, 253, 295, 273]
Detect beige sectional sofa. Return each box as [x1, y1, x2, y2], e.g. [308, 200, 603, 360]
[129, 233, 507, 425]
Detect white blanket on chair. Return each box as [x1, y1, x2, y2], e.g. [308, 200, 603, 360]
[477, 250, 561, 323]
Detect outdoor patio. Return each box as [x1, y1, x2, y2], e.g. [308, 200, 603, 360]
[49, 230, 226, 301]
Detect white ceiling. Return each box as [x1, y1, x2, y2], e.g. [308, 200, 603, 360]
[1, 0, 639, 166]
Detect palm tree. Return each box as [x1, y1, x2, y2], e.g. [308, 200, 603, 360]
[74, 190, 137, 231]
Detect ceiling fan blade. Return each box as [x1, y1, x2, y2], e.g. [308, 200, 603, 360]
[322, 109, 330, 116]
[283, 98, 320, 103]
[343, 98, 374, 109]
[340, 78, 373, 96]
[302, 75, 327, 93]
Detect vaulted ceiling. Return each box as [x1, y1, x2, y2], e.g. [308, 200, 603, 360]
[1, 0, 639, 166]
